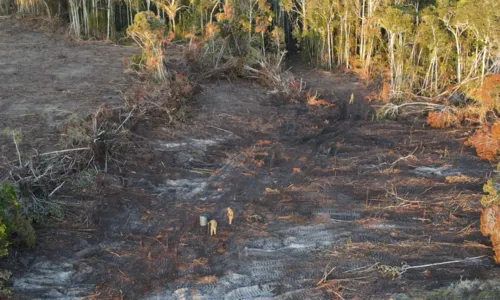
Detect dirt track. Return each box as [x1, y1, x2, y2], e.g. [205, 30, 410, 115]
[1, 18, 500, 300]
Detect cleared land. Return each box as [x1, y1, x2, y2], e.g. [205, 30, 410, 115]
[1, 18, 499, 300]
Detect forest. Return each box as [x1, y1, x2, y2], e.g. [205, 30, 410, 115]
[1, 0, 499, 95]
[1, 0, 500, 298]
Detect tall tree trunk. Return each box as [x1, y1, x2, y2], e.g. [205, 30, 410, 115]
[327, 21, 332, 70]
[301, 0, 307, 33]
[344, 10, 350, 69]
[481, 45, 488, 84]
[82, 0, 88, 37]
[360, 0, 366, 62]
[388, 31, 395, 92]
[453, 29, 462, 83]
[107, 0, 111, 40]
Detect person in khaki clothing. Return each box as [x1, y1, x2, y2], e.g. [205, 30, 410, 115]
[227, 207, 234, 225]
[208, 219, 217, 236]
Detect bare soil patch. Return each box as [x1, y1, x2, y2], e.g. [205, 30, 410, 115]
[0, 17, 136, 153]
[1, 18, 499, 300]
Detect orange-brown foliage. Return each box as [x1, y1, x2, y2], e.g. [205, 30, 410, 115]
[198, 276, 217, 284]
[473, 74, 500, 110]
[254, 16, 270, 33]
[426, 111, 460, 128]
[481, 206, 500, 263]
[256, 140, 273, 146]
[216, 3, 234, 22]
[380, 81, 391, 103]
[350, 63, 371, 82]
[306, 93, 331, 107]
[365, 91, 380, 102]
[204, 23, 220, 40]
[466, 122, 500, 161]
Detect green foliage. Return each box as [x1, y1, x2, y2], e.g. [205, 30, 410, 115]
[130, 53, 147, 71]
[88, 10, 109, 38]
[75, 169, 99, 190]
[0, 270, 12, 297]
[61, 114, 93, 148]
[481, 164, 500, 207]
[378, 6, 414, 34]
[0, 219, 8, 257]
[482, 179, 498, 207]
[11, 214, 36, 247]
[0, 183, 36, 254]
[3, 127, 23, 144]
[127, 11, 167, 78]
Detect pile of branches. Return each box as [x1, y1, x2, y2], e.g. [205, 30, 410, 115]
[184, 33, 305, 102]
[60, 104, 133, 167]
[2, 105, 133, 221]
[243, 50, 305, 102]
[3, 42, 198, 214]
[184, 35, 245, 80]
[124, 73, 196, 125]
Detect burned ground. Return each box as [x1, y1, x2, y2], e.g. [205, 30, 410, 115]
[1, 17, 500, 300]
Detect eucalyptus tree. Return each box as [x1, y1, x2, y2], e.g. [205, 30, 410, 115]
[417, 6, 453, 93]
[358, 0, 384, 71]
[378, 5, 414, 97]
[67, 0, 115, 39]
[0, 0, 10, 14]
[456, 0, 500, 83]
[154, 0, 188, 32]
[437, 0, 469, 83]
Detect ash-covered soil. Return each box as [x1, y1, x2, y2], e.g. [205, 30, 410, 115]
[1, 17, 499, 300]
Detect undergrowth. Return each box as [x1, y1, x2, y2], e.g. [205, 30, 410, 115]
[425, 280, 500, 300]
[481, 164, 500, 263]
[0, 183, 36, 296]
[183, 22, 304, 103]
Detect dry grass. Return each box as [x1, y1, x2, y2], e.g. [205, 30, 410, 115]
[379, 168, 401, 175]
[377, 102, 455, 120]
[197, 275, 217, 284]
[243, 51, 305, 102]
[186, 29, 305, 103]
[307, 92, 332, 107]
[445, 174, 477, 183]
[313, 213, 333, 223]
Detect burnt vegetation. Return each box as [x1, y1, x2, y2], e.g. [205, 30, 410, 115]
[1, 0, 500, 299]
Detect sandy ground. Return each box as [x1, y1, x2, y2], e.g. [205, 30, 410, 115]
[1, 17, 499, 300]
[0, 17, 136, 153]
